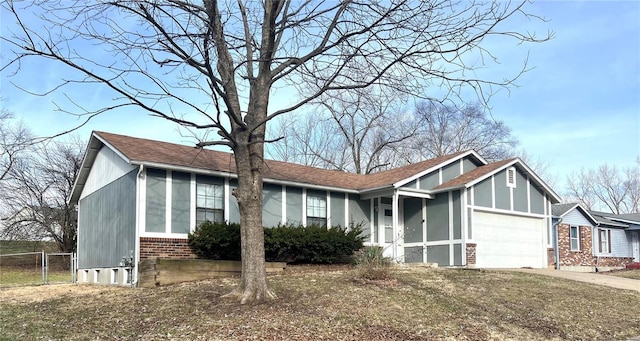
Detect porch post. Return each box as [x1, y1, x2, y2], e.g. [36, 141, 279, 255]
[392, 190, 399, 262]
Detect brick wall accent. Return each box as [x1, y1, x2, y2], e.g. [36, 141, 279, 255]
[139, 237, 198, 261]
[596, 256, 635, 268]
[557, 224, 595, 267]
[466, 243, 476, 267]
[547, 248, 555, 267]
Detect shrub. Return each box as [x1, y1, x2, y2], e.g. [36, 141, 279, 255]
[188, 221, 241, 260]
[188, 221, 366, 264]
[353, 245, 393, 280]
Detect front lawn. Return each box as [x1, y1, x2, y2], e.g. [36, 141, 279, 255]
[0, 267, 638, 340]
[604, 269, 640, 280]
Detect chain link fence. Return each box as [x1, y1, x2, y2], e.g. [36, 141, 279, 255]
[0, 251, 76, 287]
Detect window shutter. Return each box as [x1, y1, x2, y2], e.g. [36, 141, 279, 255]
[607, 229, 612, 253]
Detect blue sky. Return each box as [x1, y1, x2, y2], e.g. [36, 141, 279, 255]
[1, 1, 639, 196]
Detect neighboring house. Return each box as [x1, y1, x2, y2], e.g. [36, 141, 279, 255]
[552, 204, 640, 272]
[70, 131, 560, 285]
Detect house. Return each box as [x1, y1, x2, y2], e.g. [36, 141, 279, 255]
[552, 203, 640, 272]
[70, 131, 561, 285]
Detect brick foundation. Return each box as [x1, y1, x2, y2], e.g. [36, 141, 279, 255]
[595, 256, 635, 268]
[139, 237, 198, 261]
[466, 243, 476, 267]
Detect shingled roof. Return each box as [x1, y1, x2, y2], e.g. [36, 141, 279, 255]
[93, 131, 468, 192]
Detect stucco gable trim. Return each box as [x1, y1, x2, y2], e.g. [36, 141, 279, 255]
[392, 150, 487, 189]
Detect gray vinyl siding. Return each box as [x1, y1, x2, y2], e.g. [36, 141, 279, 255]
[441, 162, 460, 183]
[403, 197, 423, 243]
[262, 183, 282, 228]
[146, 168, 166, 233]
[454, 244, 462, 266]
[405, 179, 417, 189]
[452, 190, 462, 239]
[78, 170, 136, 268]
[418, 171, 439, 190]
[530, 185, 545, 214]
[562, 209, 593, 227]
[286, 187, 303, 225]
[513, 169, 528, 212]
[330, 192, 346, 227]
[427, 245, 449, 265]
[463, 158, 479, 173]
[228, 179, 240, 223]
[595, 229, 633, 257]
[349, 194, 370, 236]
[494, 170, 510, 210]
[474, 178, 492, 208]
[405, 246, 423, 263]
[171, 171, 190, 234]
[427, 192, 449, 241]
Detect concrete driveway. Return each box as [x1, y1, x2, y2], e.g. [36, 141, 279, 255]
[509, 268, 640, 292]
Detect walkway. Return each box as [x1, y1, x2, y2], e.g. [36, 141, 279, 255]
[510, 268, 640, 292]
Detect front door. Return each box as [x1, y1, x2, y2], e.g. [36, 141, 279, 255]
[381, 204, 394, 258]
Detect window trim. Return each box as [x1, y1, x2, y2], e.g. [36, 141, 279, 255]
[598, 228, 611, 254]
[195, 180, 225, 226]
[569, 225, 580, 251]
[306, 192, 327, 226]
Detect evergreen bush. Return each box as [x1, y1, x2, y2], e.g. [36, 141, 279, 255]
[188, 221, 365, 264]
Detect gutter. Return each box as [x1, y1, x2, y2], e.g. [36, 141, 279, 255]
[553, 217, 562, 270]
[133, 164, 144, 287]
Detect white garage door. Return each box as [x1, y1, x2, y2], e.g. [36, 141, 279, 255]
[474, 211, 546, 268]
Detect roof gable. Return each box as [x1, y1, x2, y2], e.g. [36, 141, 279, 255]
[552, 203, 598, 225]
[432, 158, 562, 203]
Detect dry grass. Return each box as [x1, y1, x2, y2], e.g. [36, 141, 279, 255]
[1, 266, 639, 340]
[603, 269, 640, 280]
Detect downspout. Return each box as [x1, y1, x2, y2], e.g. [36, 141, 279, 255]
[553, 217, 562, 270]
[133, 164, 144, 286]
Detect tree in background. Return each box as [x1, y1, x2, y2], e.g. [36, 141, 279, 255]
[405, 101, 518, 163]
[0, 110, 32, 182]
[0, 138, 84, 252]
[565, 160, 640, 214]
[268, 87, 417, 174]
[2, 1, 550, 303]
[269, 99, 518, 172]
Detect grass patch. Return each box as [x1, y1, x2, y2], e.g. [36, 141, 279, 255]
[0, 267, 639, 340]
[0, 269, 73, 287]
[604, 269, 640, 280]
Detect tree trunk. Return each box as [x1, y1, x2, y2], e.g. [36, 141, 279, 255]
[222, 135, 276, 304]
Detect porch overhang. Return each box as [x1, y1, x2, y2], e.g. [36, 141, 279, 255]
[396, 187, 433, 199]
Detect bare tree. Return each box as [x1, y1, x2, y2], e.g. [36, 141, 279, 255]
[565, 162, 640, 214]
[2, 1, 550, 303]
[0, 110, 32, 182]
[0, 138, 83, 252]
[404, 101, 518, 163]
[269, 88, 417, 174]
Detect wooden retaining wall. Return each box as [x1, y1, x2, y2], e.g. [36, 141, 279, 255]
[138, 258, 287, 288]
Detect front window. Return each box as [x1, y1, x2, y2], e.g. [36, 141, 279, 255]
[196, 181, 224, 226]
[569, 226, 579, 251]
[598, 229, 610, 253]
[306, 194, 327, 226]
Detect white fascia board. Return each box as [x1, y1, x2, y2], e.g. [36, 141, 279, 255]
[392, 150, 487, 189]
[358, 186, 394, 200]
[513, 158, 563, 203]
[464, 159, 519, 189]
[131, 161, 359, 194]
[396, 188, 433, 199]
[429, 184, 467, 194]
